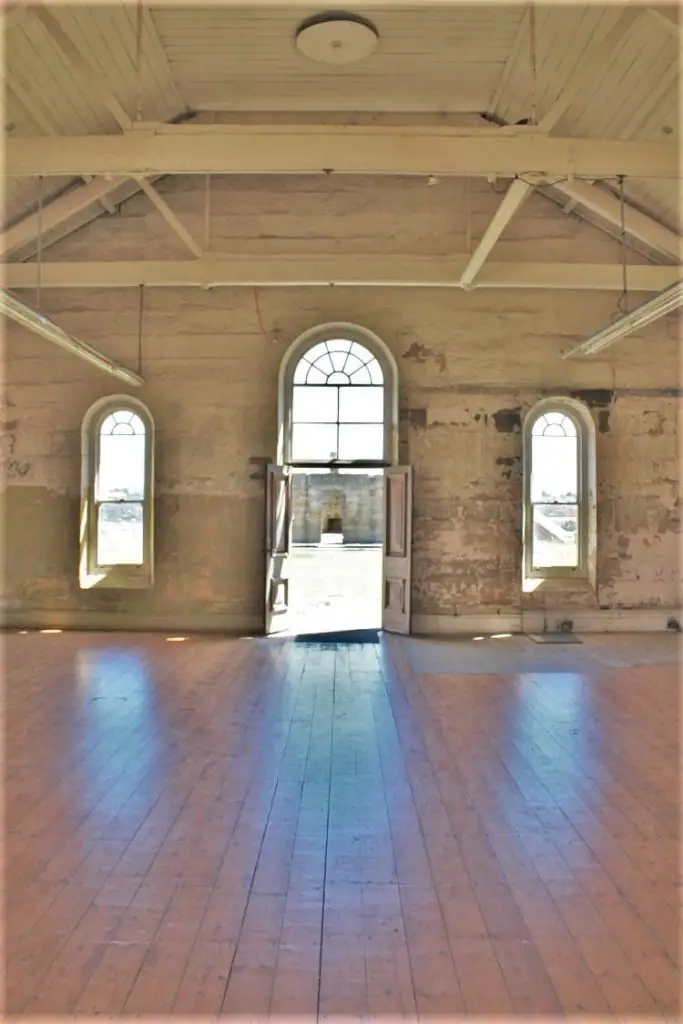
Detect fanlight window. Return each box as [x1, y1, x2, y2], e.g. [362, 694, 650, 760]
[527, 409, 582, 571]
[291, 339, 385, 463]
[80, 398, 154, 589]
[96, 411, 146, 565]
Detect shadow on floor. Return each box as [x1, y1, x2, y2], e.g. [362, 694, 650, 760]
[293, 627, 381, 646]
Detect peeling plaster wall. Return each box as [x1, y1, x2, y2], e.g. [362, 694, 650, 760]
[2, 176, 680, 631]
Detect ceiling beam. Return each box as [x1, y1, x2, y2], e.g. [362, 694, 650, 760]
[33, 5, 133, 131]
[207, 111, 495, 127]
[8, 180, 159, 263]
[468, 8, 644, 289]
[460, 178, 533, 287]
[1, 111, 204, 258]
[3, 73, 117, 216]
[134, 177, 202, 257]
[551, 179, 681, 260]
[7, 128, 677, 179]
[103, 0, 634, 6]
[3, 258, 679, 292]
[0, 176, 126, 258]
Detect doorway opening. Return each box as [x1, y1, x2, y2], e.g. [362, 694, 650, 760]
[266, 323, 411, 637]
[289, 467, 383, 634]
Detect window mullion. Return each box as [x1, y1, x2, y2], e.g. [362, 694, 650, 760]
[335, 386, 340, 459]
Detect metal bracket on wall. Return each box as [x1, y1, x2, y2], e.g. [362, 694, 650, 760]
[249, 456, 272, 480]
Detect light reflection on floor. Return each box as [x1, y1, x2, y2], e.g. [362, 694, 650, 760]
[5, 630, 679, 1016]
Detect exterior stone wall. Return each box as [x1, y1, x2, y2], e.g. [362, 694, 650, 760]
[2, 175, 679, 632]
[291, 473, 383, 545]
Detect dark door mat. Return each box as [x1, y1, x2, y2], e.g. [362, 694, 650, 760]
[294, 628, 380, 646]
[527, 632, 582, 644]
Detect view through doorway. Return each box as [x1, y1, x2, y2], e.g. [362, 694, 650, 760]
[288, 467, 383, 635]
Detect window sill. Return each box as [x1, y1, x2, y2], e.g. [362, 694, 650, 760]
[79, 569, 153, 591]
[522, 573, 595, 595]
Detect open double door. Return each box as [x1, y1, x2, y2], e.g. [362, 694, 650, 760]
[265, 465, 412, 636]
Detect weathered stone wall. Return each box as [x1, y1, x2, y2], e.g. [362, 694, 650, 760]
[292, 474, 383, 545]
[2, 176, 679, 632]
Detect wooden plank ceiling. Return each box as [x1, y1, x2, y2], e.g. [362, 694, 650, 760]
[151, 4, 524, 112]
[1, 2, 680, 258]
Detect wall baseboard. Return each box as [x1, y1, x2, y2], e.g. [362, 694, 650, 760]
[4, 606, 679, 637]
[412, 607, 681, 635]
[1, 607, 263, 636]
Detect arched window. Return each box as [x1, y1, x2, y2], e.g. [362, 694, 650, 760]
[522, 397, 596, 584]
[279, 323, 398, 466]
[80, 396, 154, 589]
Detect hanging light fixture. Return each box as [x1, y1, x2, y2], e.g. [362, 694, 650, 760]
[1, 181, 144, 385]
[561, 175, 682, 358]
[1, 289, 145, 385]
[560, 280, 683, 358]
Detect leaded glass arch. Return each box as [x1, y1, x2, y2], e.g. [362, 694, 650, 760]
[289, 336, 389, 464]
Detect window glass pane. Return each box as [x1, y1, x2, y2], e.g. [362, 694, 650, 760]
[531, 411, 577, 437]
[532, 504, 579, 568]
[292, 386, 338, 422]
[368, 359, 383, 384]
[311, 352, 334, 376]
[530, 430, 578, 503]
[96, 424, 146, 501]
[341, 352, 364, 376]
[101, 411, 144, 436]
[348, 343, 373, 363]
[293, 359, 309, 384]
[325, 339, 352, 354]
[305, 365, 327, 384]
[349, 363, 372, 384]
[545, 411, 577, 433]
[304, 341, 329, 363]
[339, 386, 384, 423]
[97, 502, 144, 565]
[329, 351, 349, 371]
[338, 423, 384, 460]
[328, 372, 350, 384]
[291, 423, 338, 461]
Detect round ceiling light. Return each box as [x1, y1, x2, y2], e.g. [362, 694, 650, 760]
[295, 11, 379, 66]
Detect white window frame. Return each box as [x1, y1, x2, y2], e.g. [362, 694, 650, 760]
[80, 395, 155, 590]
[277, 322, 399, 467]
[522, 396, 597, 586]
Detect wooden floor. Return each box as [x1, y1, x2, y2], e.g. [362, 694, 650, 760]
[5, 630, 680, 1020]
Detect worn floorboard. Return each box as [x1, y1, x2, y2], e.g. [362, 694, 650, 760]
[5, 630, 679, 1019]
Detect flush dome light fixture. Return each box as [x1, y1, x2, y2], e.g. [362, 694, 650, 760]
[295, 11, 379, 65]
